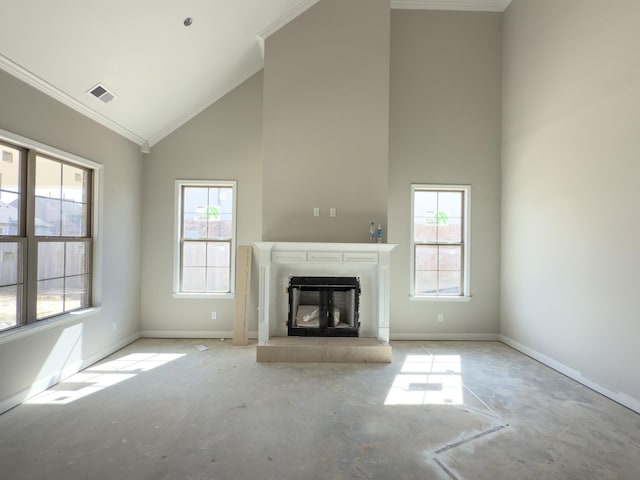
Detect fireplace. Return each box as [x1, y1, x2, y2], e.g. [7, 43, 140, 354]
[253, 242, 397, 344]
[288, 276, 360, 337]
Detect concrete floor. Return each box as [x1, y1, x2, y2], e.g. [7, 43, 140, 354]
[1, 340, 639, 480]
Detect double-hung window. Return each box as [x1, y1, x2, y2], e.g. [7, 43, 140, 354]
[0, 133, 96, 333]
[411, 184, 470, 299]
[175, 180, 236, 295]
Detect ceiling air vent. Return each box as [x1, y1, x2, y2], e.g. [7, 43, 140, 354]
[87, 83, 116, 103]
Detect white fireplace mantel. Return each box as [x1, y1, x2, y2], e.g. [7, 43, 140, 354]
[253, 242, 397, 344]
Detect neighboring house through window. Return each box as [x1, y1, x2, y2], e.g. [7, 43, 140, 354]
[411, 184, 471, 299]
[174, 180, 236, 296]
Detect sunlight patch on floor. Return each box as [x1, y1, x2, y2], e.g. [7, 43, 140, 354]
[385, 354, 463, 405]
[25, 353, 185, 405]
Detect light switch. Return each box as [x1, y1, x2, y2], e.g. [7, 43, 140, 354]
[330, 208, 336, 217]
[313, 208, 320, 217]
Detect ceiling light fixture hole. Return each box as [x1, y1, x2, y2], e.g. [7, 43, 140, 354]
[183, 17, 192, 27]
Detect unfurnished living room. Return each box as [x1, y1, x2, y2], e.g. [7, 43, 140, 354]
[1, 0, 639, 479]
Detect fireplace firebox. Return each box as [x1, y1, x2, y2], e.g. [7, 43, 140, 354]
[288, 276, 361, 337]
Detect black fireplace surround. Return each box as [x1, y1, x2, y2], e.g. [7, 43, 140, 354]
[288, 276, 361, 337]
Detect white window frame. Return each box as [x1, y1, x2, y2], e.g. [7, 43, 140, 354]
[410, 184, 471, 301]
[0, 127, 103, 336]
[173, 179, 237, 299]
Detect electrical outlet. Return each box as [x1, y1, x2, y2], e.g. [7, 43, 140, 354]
[329, 208, 336, 217]
[211, 312, 217, 320]
[437, 313, 444, 323]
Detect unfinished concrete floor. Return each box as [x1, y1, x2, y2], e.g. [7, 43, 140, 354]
[1, 340, 639, 479]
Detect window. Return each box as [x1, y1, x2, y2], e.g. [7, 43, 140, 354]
[175, 180, 236, 295]
[0, 132, 97, 333]
[411, 184, 470, 299]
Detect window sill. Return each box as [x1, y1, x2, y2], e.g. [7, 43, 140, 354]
[410, 295, 472, 302]
[172, 293, 235, 300]
[0, 306, 102, 345]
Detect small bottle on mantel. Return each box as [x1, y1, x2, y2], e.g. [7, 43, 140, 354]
[369, 222, 376, 243]
[377, 224, 383, 243]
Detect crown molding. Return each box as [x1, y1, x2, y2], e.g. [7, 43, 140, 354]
[257, 0, 322, 41]
[391, 0, 512, 11]
[0, 53, 145, 146]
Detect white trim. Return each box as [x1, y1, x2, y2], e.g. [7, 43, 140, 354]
[500, 335, 640, 414]
[141, 330, 232, 339]
[256, 0, 322, 41]
[391, 0, 512, 11]
[410, 184, 471, 299]
[0, 54, 144, 146]
[141, 330, 258, 340]
[173, 180, 237, 296]
[410, 295, 472, 302]
[391, 333, 499, 341]
[0, 331, 140, 414]
[171, 293, 235, 300]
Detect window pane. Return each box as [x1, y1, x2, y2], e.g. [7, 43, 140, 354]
[414, 220, 437, 243]
[1, 145, 21, 235]
[35, 157, 62, 199]
[183, 213, 207, 240]
[207, 242, 230, 267]
[65, 242, 89, 276]
[438, 192, 462, 218]
[0, 285, 19, 330]
[415, 245, 437, 271]
[61, 200, 86, 236]
[0, 242, 21, 286]
[35, 197, 61, 236]
[438, 271, 462, 296]
[414, 191, 438, 242]
[182, 267, 206, 292]
[38, 242, 65, 280]
[209, 187, 233, 214]
[65, 274, 90, 311]
[414, 191, 438, 217]
[207, 214, 233, 240]
[206, 267, 230, 292]
[37, 278, 64, 319]
[62, 164, 88, 203]
[183, 242, 206, 267]
[437, 217, 462, 243]
[183, 187, 209, 214]
[415, 271, 438, 295]
[438, 246, 461, 271]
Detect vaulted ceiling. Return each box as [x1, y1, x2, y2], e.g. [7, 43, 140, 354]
[0, 0, 511, 151]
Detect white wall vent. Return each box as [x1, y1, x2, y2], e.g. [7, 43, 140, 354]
[87, 83, 116, 103]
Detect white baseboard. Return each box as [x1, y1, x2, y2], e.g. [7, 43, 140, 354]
[140, 330, 259, 340]
[391, 333, 500, 341]
[0, 332, 141, 415]
[499, 335, 640, 414]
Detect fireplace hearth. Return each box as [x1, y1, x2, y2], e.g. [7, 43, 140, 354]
[288, 276, 360, 337]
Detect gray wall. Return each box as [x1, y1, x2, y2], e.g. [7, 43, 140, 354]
[140, 72, 263, 336]
[0, 70, 143, 412]
[501, 0, 640, 408]
[262, 0, 390, 243]
[388, 10, 503, 338]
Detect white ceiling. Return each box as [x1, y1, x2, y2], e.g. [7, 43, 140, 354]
[0, 0, 511, 151]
